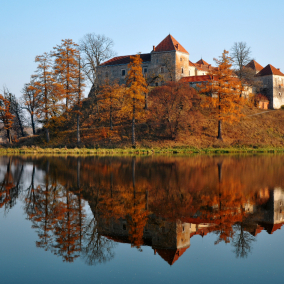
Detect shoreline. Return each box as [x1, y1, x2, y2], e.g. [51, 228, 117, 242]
[1, 146, 284, 156]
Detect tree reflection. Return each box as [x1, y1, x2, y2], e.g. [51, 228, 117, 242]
[1, 155, 284, 264]
[82, 217, 116, 265]
[0, 158, 23, 213]
[232, 223, 255, 258]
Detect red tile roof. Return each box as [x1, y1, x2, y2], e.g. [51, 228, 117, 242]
[155, 247, 189, 265]
[245, 60, 263, 72]
[154, 34, 189, 54]
[196, 59, 209, 65]
[100, 53, 151, 66]
[188, 60, 196, 67]
[180, 75, 216, 83]
[257, 64, 284, 76]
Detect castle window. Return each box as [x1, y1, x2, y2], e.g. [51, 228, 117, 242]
[121, 69, 126, 76]
[180, 57, 182, 62]
[279, 92, 282, 96]
[189, 70, 191, 76]
[123, 224, 126, 230]
[161, 67, 164, 73]
[181, 67, 184, 74]
[105, 71, 108, 78]
[156, 59, 159, 64]
[155, 82, 159, 86]
[143, 67, 148, 73]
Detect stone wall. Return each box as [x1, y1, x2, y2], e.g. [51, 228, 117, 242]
[272, 75, 284, 109]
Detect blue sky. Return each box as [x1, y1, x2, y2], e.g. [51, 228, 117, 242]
[1, 0, 283, 97]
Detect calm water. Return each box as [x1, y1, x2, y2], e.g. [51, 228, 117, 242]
[1, 155, 284, 284]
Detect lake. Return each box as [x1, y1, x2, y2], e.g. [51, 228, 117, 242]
[1, 155, 284, 284]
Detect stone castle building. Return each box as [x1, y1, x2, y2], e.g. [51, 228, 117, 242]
[97, 34, 215, 87]
[97, 35, 284, 109]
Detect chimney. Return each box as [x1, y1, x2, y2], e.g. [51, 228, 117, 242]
[153, 45, 156, 51]
[278, 68, 280, 71]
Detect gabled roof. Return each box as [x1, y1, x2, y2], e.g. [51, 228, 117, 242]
[245, 60, 263, 72]
[188, 60, 196, 67]
[155, 247, 188, 265]
[154, 34, 189, 54]
[196, 59, 209, 65]
[100, 53, 151, 66]
[257, 64, 284, 77]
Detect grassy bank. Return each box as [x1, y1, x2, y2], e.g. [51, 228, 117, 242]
[1, 145, 284, 156]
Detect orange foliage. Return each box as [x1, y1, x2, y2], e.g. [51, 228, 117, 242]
[199, 50, 245, 139]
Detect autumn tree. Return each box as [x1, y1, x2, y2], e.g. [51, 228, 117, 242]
[199, 50, 244, 140]
[33, 52, 63, 142]
[100, 81, 123, 130]
[53, 39, 82, 113]
[149, 81, 200, 139]
[122, 55, 148, 147]
[0, 93, 14, 143]
[22, 79, 41, 135]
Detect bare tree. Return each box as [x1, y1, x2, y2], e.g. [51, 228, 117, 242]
[231, 42, 262, 95]
[231, 42, 252, 79]
[3, 87, 26, 138]
[22, 78, 41, 135]
[79, 33, 116, 91]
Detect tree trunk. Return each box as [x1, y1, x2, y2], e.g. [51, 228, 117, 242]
[144, 93, 148, 110]
[45, 127, 50, 143]
[110, 104, 113, 130]
[132, 98, 136, 147]
[77, 113, 80, 144]
[7, 129, 12, 144]
[31, 114, 35, 135]
[16, 112, 25, 137]
[217, 120, 223, 140]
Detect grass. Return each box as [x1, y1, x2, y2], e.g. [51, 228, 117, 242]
[1, 145, 284, 156]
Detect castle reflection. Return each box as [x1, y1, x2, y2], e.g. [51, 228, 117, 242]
[1, 155, 284, 265]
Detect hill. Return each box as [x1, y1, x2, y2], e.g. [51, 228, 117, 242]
[10, 96, 284, 151]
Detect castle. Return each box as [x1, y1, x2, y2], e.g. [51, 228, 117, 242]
[97, 34, 284, 109]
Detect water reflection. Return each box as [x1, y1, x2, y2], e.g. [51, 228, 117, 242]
[1, 155, 284, 266]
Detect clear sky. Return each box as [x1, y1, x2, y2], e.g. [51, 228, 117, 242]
[1, 0, 283, 97]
